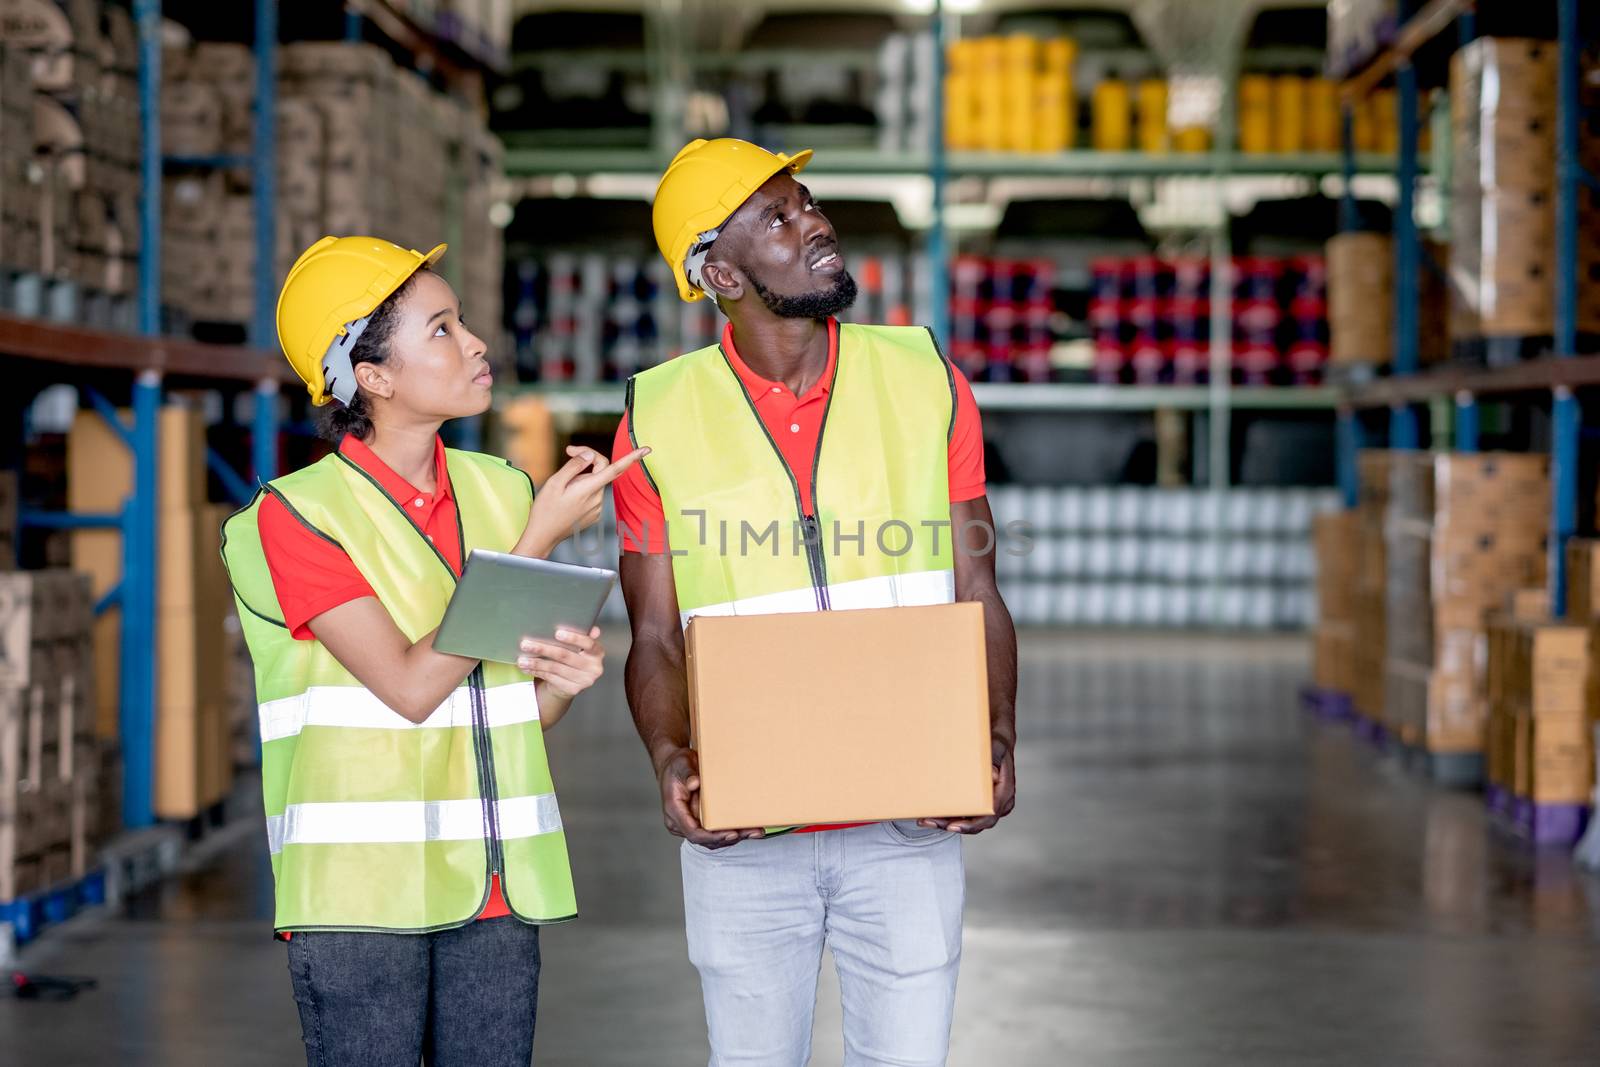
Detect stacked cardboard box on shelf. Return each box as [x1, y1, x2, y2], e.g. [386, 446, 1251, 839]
[1485, 611, 1596, 841]
[159, 44, 256, 324]
[1, 42, 43, 275]
[1383, 453, 1549, 756]
[1448, 38, 1600, 358]
[67, 404, 234, 821]
[0, 1, 141, 296]
[0, 570, 117, 902]
[1311, 510, 1358, 693]
[1351, 451, 1390, 723]
[1326, 233, 1449, 370]
[162, 41, 505, 359]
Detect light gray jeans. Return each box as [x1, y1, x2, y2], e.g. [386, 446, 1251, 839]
[681, 820, 965, 1067]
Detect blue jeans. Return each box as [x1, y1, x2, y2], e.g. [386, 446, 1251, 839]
[285, 917, 541, 1067]
[681, 821, 965, 1067]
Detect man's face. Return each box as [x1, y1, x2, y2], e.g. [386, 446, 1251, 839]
[705, 172, 857, 319]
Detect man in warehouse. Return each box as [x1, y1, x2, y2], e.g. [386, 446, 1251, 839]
[611, 138, 1018, 1066]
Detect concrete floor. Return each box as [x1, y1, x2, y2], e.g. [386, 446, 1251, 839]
[5, 631, 1600, 1066]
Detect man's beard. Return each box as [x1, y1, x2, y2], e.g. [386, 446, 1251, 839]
[743, 265, 858, 320]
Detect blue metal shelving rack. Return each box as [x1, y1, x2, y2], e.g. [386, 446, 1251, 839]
[16, 2, 281, 830]
[1337, 0, 1597, 620]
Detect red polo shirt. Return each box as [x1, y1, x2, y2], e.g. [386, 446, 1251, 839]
[610, 318, 987, 834]
[257, 432, 511, 921]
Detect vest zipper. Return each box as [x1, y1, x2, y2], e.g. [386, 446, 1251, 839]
[331, 451, 510, 909]
[717, 338, 839, 612]
[469, 665, 505, 880]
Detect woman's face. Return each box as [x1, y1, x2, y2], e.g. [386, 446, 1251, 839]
[369, 271, 494, 424]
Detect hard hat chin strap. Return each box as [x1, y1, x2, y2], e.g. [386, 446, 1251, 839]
[321, 316, 372, 406]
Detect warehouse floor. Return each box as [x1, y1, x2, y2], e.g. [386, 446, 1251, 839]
[4, 632, 1600, 1067]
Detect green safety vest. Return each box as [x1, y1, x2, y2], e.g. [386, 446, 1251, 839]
[627, 323, 958, 623]
[220, 448, 576, 933]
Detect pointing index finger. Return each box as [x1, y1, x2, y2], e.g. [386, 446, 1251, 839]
[587, 447, 651, 486]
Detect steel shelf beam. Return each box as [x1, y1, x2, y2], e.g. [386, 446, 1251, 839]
[503, 145, 1419, 180]
[0, 312, 293, 383]
[1346, 353, 1600, 406]
[1340, 0, 1478, 102]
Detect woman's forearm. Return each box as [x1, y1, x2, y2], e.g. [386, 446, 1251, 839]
[536, 681, 576, 730]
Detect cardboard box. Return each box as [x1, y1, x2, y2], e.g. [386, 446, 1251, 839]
[685, 603, 993, 830]
[1313, 622, 1356, 693]
[1328, 233, 1392, 365]
[1522, 623, 1590, 717]
[1528, 712, 1594, 804]
[1452, 38, 1559, 120]
[1567, 538, 1600, 622]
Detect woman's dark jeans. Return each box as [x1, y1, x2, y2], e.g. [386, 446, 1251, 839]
[286, 917, 541, 1067]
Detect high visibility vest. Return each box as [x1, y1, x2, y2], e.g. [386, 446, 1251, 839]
[626, 323, 958, 624]
[220, 448, 576, 933]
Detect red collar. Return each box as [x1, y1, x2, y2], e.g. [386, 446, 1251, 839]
[722, 318, 839, 402]
[338, 433, 454, 505]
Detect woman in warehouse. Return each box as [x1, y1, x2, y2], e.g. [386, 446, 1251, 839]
[220, 235, 645, 1067]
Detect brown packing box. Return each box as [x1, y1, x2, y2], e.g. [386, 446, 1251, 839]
[1425, 664, 1484, 753]
[1528, 713, 1595, 804]
[685, 603, 993, 830]
[1523, 624, 1589, 717]
[1567, 538, 1600, 622]
[1460, 107, 1558, 192]
[1312, 510, 1358, 624]
[1327, 233, 1392, 365]
[1452, 39, 1560, 119]
[1313, 623, 1356, 694]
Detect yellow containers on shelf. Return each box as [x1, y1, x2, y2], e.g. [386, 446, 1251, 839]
[1174, 126, 1212, 153]
[1371, 89, 1400, 154]
[1137, 78, 1168, 153]
[1273, 75, 1307, 153]
[1239, 74, 1273, 153]
[974, 36, 1006, 152]
[946, 72, 976, 150]
[1092, 75, 1131, 151]
[947, 34, 1078, 154]
[1307, 77, 1340, 151]
[1003, 35, 1039, 153]
[1035, 72, 1074, 151]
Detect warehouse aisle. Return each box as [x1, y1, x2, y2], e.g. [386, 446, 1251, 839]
[4, 632, 1599, 1067]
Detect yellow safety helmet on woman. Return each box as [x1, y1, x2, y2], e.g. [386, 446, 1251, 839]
[276, 235, 446, 406]
[652, 138, 812, 303]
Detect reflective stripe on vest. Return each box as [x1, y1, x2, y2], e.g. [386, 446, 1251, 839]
[266, 793, 563, 854]
[259, 681, 542, 743]
[629, 323, 958, 623]
[221, 447, 577, 933]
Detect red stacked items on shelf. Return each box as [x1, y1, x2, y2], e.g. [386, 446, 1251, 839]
[1085, 253, 1328, 386]
[948, 256, 1054, 383]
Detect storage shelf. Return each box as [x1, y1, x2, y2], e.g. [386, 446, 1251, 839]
[1339, 0, 1476, 102]
[1346, 354, 1600, 407]
[502, 147, 1414, 180]
[0, 312, 293, 384]
[507, 381, 1339, 417]
[348, 0, 508, 79]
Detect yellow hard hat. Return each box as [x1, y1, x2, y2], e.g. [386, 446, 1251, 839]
[652, 138, 813, 303]
[276, 235, 446, 406]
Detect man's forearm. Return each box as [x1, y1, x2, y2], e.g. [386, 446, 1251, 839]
[973, 584, 1018, 752]
[624, 632, 694, 776]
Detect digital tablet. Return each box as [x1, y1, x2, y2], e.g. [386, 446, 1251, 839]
[434, 550, 617, 665]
